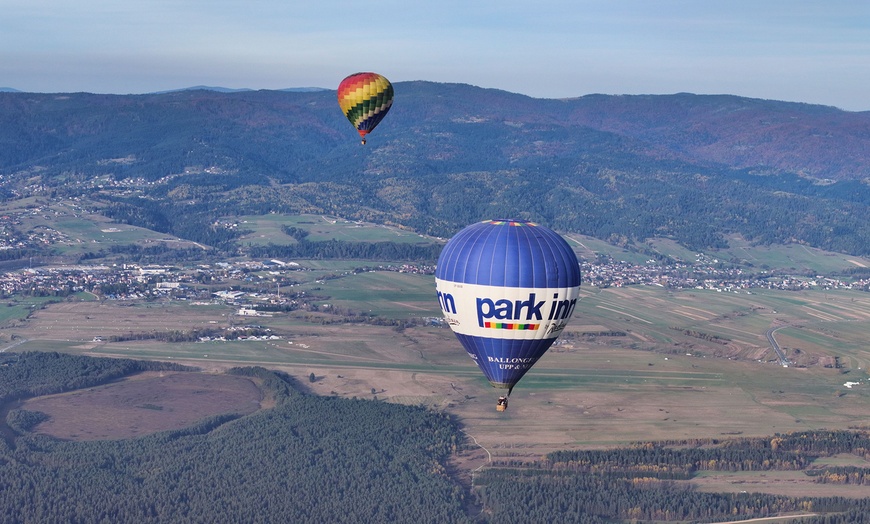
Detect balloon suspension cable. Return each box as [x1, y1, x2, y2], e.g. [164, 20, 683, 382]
[507, 386, 513, 397]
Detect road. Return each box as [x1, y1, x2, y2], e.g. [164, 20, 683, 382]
[717, 514, 816, 524]
[0, 338, 28, 353]
[766, 327, 790, 367]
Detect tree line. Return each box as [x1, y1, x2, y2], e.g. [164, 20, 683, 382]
[475, 467, 868, 523]
[475, 432, 870, 522]
[248, 238, 444, 262]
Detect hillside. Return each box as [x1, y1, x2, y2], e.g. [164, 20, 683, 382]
[0, 84, 868, 255]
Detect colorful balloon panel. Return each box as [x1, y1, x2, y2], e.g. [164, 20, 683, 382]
[435, 220, 582, 391]
[337, 72, 394, 140]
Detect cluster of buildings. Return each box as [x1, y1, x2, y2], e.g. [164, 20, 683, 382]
[0, 264, 174, 300]
[581, 257, 870, 293]
[0, 214, 72, 251]
[1, 256, 868, 306]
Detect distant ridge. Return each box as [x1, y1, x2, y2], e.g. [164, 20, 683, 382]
[150, 86, 255, 94]
[0, 87, 20, 93]
[150, 86, 330, 94]
[1, 82, 868, 255]
[280, 87, 330, 93]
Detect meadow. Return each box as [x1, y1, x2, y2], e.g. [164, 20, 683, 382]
[0, 197, 202, 255]
[641, 234, 868, 273]
[233, 213, 438, 246]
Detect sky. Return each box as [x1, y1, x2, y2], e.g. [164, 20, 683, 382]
[2, 0, 869, 111]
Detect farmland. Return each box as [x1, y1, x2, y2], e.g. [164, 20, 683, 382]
[7, 276, 870, 457]
[3, 212, 870, 511]
[0, 197, 202, 256]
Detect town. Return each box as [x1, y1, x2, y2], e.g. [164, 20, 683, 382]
[2, 255, 868, 309]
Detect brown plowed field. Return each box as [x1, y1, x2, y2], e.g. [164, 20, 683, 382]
[21, 371, 262, 441]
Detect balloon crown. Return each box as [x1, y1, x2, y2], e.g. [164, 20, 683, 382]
[485, 219, 538, 227]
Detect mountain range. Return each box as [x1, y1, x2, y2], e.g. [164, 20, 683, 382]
[1, 82, 868, 256]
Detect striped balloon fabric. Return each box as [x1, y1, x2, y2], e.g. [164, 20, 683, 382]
[337, 72, 394, 144]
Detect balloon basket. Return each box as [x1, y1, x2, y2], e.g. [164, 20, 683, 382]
[496, 396, 508, 412]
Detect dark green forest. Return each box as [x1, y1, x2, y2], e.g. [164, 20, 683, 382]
[0, 354, 469, 523]
[2, 86, 869, 258]
[248, 238, 445, 261]
[3, 352, 870, 523]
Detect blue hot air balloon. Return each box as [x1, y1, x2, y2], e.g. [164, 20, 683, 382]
[435, 219, 582, 409]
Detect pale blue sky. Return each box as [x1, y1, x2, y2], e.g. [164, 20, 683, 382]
[2, 0, 868, 110]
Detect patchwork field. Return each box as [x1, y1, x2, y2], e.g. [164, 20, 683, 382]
[7, 280, 870, 462]
[5, 231, 870, 505]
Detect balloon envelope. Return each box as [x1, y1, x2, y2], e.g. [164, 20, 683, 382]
[435, 220, 582, 392]
[337, 72, 394, 142]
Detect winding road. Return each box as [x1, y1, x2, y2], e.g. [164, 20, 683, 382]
[766, 327, 790, 366]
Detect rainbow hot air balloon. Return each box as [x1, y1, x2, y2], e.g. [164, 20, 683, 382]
[337, 72, 394, 144]
[435, 220, 582, 409]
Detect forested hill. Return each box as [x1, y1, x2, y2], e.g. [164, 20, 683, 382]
[1, 84, 869, 255]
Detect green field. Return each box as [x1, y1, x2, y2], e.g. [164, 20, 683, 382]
[0, 296, 66, 326]
[647, 233, 870, 273]
[0, 301, 38, 326]
[564, 233, 653, 265]
[233, 213, 440, 246]
[301, 271, 441, 317]
[1, 198, 199, 255]
[563, 230, 870, 274]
